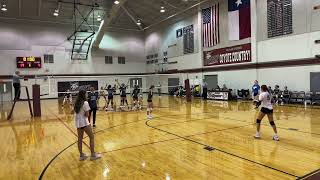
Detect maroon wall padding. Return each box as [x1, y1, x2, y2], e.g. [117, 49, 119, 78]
[32, 84, 41, 117]
[305, 171, 320, 180]
[185, 79, 191, 102]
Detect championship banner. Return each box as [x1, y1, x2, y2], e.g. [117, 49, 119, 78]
[204, 43, 251, 66]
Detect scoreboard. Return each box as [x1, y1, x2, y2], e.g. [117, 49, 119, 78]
[17, 57, 42, 68]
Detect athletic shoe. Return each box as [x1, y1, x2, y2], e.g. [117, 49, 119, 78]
[90, 153, 102, 161]
[79, 153, 88, 161]
[272, 135, 280, 141]
[253, 132, 261, 139]
[147, 115, 153, 119]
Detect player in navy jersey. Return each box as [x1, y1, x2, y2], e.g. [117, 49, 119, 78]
[132, 85, 140, 110]
[87, 86, 99, 128]
[147, 85, 155, 119]
[273, 85, 280, 104]
[116, 79, 129, 110]
[105, 85, 115, 111]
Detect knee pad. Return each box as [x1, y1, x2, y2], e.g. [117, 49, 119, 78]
[256, 119, 262, 124]
[269, 121, 275, 126]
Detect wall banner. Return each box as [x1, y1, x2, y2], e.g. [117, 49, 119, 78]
[204, 43, 251, 66]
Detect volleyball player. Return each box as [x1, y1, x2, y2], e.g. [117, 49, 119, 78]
[116, 79, 129, 109]
[74, 90, 101, 161]
[147, 85, 155, 119]
[88, 86, 98, 128]
[105, 85, 114, 111]
[138, 88, 143, 110]
[132, 85, 140, 110]
[99, 87, 107, 109]
[62, 89, 73, 107]
[273, 85, 280, 104]
[252, 80, 260, 108]
[254, 85, 279, 141]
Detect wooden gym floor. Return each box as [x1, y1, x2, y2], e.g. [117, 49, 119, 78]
[0, 95, 319, 180]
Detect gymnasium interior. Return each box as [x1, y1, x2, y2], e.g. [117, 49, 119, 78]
[0, 0, 320, 179]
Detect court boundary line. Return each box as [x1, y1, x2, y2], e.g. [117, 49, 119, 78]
[145, 119, 300, 178]
[46, 105, 90, 148]
[297, 168, 320, 180]
[37, 111, 223, 180]
[99, 117, 256, 154]
[38, 105, 315, 179]
[38, 118, 146, 180]
[154, 113, 320, 137]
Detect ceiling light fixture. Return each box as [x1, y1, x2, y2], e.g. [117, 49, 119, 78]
[53, 9, 59, 16]
[160, 6, 165, 13]
[97, 15, 102, 21]
[136, 19, 141, 26]
[53, 1, 61, 17]
[1, 4, 7, 12]
[114, 1, 119, 5]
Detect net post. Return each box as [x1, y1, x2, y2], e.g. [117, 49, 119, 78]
[33, 84, 41, 117]
[185, 79, 191, 102]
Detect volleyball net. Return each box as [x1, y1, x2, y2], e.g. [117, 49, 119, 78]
[12, 73, 203, 100]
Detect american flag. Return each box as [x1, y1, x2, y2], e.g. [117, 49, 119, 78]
[202, 4, 220, 48]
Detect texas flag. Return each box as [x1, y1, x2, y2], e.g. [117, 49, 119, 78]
[228, 0, 251, 40]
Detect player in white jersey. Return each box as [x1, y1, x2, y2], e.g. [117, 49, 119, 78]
[254, 85, 279, 141]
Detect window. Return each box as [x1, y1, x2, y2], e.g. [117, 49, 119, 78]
[118, 57, 125, 64]
[154, 59, 158, 63]
[44, 54, 54, 63]
[105, 56, 113, 64]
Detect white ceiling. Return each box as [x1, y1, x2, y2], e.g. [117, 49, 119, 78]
[0, 0, 203, 31]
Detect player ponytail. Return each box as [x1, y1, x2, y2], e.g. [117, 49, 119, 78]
[74, 90, 86, 114]
[261, 85, 268, 92]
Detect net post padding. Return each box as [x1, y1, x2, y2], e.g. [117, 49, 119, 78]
[185, 79, 191, 102]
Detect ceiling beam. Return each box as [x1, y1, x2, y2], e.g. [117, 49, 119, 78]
[38, 0, 42, 16]
[18, 0, 22, 16]
[121, 5, 143, 30]
[162, 0, 180, 10]
[92, 0, 128, 49]
[144, 0, 210, 30]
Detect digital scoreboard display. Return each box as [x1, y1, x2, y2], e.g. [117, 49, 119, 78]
[17, 57, 42, 68]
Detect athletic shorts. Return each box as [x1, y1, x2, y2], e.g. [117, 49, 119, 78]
[108, 96, 113, 99]
[79, 125, 88, 129]
[147, 100, 152, 103]
[133, 97, 138, 101]
[120, 95, 127, 98]
[261, 107, 273, 114]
